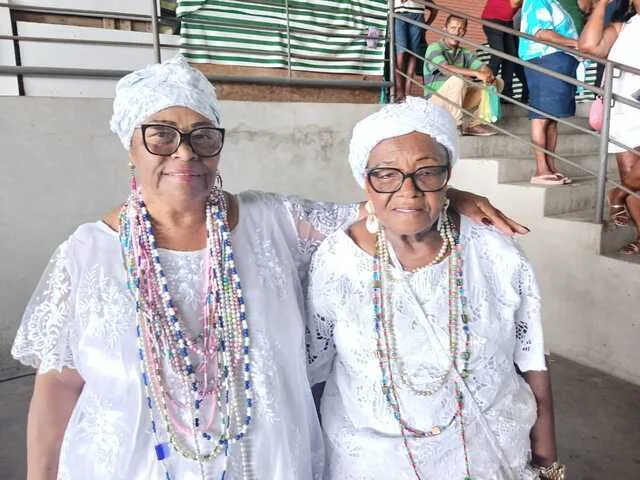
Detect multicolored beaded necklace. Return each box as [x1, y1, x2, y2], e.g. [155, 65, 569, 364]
[372, 212, 473, 480]
[119, 180, 253, 480]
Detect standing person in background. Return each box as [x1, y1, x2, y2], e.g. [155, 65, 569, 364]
[579, 0, 640, 255]
[394, 0, 438, 101]
[519, 0, 591, 186]
[482, 0, 530, 103]
[593, 0, 630, 88]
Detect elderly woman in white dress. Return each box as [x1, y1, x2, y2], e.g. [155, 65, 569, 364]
[11, 57, 527, 480]
[307, 97, 565, 480]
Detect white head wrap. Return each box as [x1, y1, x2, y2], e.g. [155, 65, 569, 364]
[110, 55, 221, 150]
[348, 96, 458, 189]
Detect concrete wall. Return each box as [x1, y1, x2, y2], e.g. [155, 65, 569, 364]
[1, 97, 638, 386]
[0, 97, 369, 378]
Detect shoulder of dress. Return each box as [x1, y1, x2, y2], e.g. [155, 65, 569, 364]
[63, 221, 120, 260]
[461, 216, 523, 260]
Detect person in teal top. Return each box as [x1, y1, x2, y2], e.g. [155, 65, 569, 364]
[519, 0, 590, 186]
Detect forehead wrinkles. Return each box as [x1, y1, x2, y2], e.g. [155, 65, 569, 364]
[368, 136, 448, 166]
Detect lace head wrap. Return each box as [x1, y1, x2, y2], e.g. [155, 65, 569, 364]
[110, 55, 221, 150]
[348, 96, 458, 188]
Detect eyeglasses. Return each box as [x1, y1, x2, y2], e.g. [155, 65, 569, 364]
[367, 166, 450, 193]
[139, 124, 225, 157]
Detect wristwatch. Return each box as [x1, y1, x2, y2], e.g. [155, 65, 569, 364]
[532, 461, 566, 480]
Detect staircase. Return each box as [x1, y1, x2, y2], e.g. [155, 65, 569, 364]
[456, 103, 639, 265]
[452, 102, 640, 385]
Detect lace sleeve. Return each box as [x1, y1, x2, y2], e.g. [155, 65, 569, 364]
[514, 253, 547, 372]
[305, 246, 338, 386]
[11, 243, 77, 374]
[282, 196, 359, 274]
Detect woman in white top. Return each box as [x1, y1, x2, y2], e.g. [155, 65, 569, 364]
[11, 58, 524, 480]
[579, 0, 640, 255]
[307, 97, 564, 479]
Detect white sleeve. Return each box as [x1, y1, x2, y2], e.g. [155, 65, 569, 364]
[513, 252, 547, 372]
[11, 243, 77, 374]
[282, 196, 359, 273]
[305, 246, 338, 386]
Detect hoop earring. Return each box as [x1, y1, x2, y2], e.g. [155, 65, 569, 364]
[365, 200, 379, 234]
[215, 174, 223, 190]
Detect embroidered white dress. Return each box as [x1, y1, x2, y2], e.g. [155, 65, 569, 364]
[306, 217, 546, 480]
[11, 190, 358, 480]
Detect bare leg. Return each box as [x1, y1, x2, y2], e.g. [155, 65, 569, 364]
[531, 119, 555, 176]
[619, 149, 640, 252]
[404, 56, 418, 97]
[545, 121, 559, 173]
[395, 53, 407, 102]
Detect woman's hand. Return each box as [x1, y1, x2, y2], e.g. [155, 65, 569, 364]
[447, 188, 530, 236]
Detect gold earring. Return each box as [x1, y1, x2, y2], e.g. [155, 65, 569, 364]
[365, 200, 379, 234]
[128, 161, 135, 175]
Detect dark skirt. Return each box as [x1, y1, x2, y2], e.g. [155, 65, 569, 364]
[525, 52, 578, 120]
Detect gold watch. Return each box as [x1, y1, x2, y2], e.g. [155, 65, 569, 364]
[533, 461, 566, 480]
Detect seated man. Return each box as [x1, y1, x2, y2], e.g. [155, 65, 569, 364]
[424, 14, 504, 136]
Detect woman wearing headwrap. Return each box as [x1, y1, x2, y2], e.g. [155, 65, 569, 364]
[12, 57, 526, 480]
[307, 97, 564, 479]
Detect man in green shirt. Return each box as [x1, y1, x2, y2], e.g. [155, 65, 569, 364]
[424, 15, 504, 136]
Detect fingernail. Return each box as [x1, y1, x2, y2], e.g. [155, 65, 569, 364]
[523, 226, 531, 232]
[482, 217, 493, 226]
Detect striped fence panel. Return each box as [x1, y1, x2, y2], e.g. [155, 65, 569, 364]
[177, 0, 389, 75]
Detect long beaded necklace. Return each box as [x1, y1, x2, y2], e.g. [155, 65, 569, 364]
[120, 182, 253, 480]
[372, 212, 473, 480]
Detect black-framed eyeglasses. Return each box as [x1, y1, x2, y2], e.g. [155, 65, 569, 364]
[367, 166, 450, 193]
[139, 124, 225, 157]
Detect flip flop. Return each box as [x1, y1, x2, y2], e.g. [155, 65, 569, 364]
[608, 204, 631, 227]
[620, 240, 640, 255]
[553, 173, 573, 184]
[530, 174, 565, 186]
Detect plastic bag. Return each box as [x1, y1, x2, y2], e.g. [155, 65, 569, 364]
[478, 85, 502, 124]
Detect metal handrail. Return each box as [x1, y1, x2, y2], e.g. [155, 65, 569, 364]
[0, 64, 390, 89]
[390, 5, 640, 223]
[415, 0, 640, 78]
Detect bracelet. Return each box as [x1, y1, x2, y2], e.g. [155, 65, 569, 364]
[532, 461, 566, 480]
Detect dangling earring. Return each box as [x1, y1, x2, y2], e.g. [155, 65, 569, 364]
[128, 161, 136, 191]
[437, 198, 450, 232]
[365, 200, 379, 234]
[215, 174, 223, 190]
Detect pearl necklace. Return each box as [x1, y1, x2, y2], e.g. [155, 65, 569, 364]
[120, 183, 254, 480]
[372, 213, 473, 480]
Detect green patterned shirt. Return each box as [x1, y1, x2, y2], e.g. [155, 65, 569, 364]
[423, 41, 485, 94]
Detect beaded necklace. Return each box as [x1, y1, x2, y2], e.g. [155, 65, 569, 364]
[120, 182, 253, 480]
[372, 213, 473, 480]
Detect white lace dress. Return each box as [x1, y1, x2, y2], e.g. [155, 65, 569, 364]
[306, 216, 546, 480]
[11, 190, 358, 480]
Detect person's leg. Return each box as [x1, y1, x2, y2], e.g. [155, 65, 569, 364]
[501, 25, 520, 98]
[394, 15, 409, 101]
[430, 76, 468, 127]
[545, 120, 559, 172]
[404, 16, 423, 96]
[531, 119, 556, 177]
[483, 24, 505, 80]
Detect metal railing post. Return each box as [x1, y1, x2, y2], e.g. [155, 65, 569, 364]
[388, 0, 396, 102]
[150, 0, 161, 63]
[285, 0, 292, 78]
[595, 62, 614, 224]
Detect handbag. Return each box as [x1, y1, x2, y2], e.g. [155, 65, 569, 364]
[478, 85, 502, 124]
[589, 96, 604, 132]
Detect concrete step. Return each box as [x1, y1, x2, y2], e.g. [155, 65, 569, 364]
[493, 116, 594, 135]
[500, 101, 591, 118]
[459, 131, 600, 159]
[508, 177, 599, 216]
[548, 207, 639, 259]
[493, 155, 618, 184]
